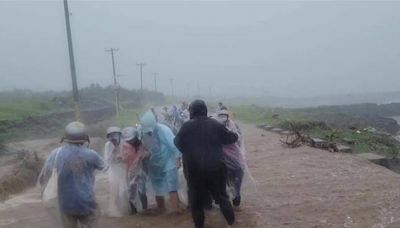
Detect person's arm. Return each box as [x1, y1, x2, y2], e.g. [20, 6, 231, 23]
[159, 125, 181, 159]
[173, 123, 187, 154]
[218, 122, 239, 145]
[92, 150, 105, 171]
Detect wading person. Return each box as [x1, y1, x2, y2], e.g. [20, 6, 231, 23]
[39, 122, 104, 228]
[121, 126, 149, 214]
[217, 110, 245, 209]
[140, 110, 182, 214]
[174, 100, 238, 228]
[104, 126, 130, 217]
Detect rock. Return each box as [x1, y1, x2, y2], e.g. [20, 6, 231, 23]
[310, 138, 329, 148]
[271, 128, 283, 133]
[280, 130, 294, 136]
[336, 144, 352, 153]
[343, 137, 355, 145]
[256, 123, 274, 131]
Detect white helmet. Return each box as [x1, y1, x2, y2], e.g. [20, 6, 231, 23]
[122, 126, 141, 141]
[217, 109, 230, 116]
[106, 126, 122, 137]
[62, 121, 89, 144]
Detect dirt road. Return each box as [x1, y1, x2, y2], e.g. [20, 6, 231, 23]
[1, 124, 400, 227]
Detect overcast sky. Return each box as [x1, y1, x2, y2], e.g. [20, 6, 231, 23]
[0, 1, 399, 98]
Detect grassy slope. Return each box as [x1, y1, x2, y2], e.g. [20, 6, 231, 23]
[233, 105, 400, 157]
[0, 101, 58, 121]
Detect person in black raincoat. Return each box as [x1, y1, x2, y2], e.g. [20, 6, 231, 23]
[174, 100, 238, 228]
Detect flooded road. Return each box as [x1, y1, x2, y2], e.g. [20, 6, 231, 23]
[1, 124, 400, 227]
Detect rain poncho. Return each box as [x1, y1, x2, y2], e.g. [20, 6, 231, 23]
[174, 100, 238, 228]
[141, 110, 181, 196]
[39, 144, 104, 216]
[123, 142, 149, 212]
[104, 141, 130, 217]
[221, 118, 257, 205]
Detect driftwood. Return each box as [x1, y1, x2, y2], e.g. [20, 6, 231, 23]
[280, 123, 311, 148]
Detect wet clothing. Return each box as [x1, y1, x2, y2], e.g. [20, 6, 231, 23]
[104, 142, 130, 217]
[222, 119, 246, 203]
[122, 143, 148, 213]
[189, 166, 234, 228]
[142, 123, 181, 196]
[60, 209, 99, 228]
[43, 144, 104, 216]
[174, 99, 238, 228]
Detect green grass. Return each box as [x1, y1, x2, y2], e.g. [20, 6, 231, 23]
[233, 105, 400, 157]
[115, 107, 149, 126]
[0, 101, 57, 121]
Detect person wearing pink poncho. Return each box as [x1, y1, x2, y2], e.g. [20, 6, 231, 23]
[217, 109, 246, 208]
[121, 126, 149, 214]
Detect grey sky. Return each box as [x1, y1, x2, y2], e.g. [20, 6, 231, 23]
[0, 1, 399, 98]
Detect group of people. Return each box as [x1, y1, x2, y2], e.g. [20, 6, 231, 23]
[161, 102, 190, 133]
[39, 100, 251, 228]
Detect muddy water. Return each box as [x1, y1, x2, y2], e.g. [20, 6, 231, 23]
[2, 124, 400, 227]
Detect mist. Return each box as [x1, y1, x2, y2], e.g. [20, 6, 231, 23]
[0, 1, 399, 98]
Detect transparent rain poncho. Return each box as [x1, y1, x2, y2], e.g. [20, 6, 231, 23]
[39, 144, 104, 218]
[104, 141, 130, 217]
[220, 118, 257, 203]
[122, 142, 151, 213]
[141, 110, 183, 198]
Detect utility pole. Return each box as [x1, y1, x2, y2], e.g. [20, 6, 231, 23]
[153, 72, 157, 92]
[105, 48, 120, 116]
[136, 63, 146, 100]
[63, 0, 80, 120]
[170, 78, 174, 97]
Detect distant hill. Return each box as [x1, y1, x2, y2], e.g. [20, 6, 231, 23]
[223, 91, 400, 108]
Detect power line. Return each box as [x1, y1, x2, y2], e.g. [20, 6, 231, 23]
[105, 48, 120, 116]
[63, 0, 80, 120]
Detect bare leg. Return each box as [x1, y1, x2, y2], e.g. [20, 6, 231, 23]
[169, 191, 181, 213]
[156, 196, 166, 210]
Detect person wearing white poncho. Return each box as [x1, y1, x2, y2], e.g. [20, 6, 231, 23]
[104, 126, 130, 217]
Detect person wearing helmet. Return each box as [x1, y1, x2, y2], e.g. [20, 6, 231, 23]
[104, 126, 122, 169]
[39, 121, 104, 228]
[140, 110, 182, 214]
[217, 110, 245, 209]
[217, 102, 228, 112]
[121, 126, 149, 214]
[104, 126, 130, 217]
[174, 100, 238, 228]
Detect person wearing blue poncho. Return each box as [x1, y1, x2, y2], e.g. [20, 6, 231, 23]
[140, 110, 182, 213]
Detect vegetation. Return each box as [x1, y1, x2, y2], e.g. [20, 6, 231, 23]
[0, 85, 166, 146]
[233, 105, 400, 158]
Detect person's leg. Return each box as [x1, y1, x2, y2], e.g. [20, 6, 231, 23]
[166, 168, 181, 212]
[232, 168, 244, 207]
[129, 182, 138, 214]
[155, 196, 166, 209]
[60, 213, 78, 228]
[208, 167, 235, 226]
[139, 191, 148, 210]
[78, 209, 99, 228]
[137, 171, 148, 210]
[169, 191, 181, 212]
[188, 173, 206, 228]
